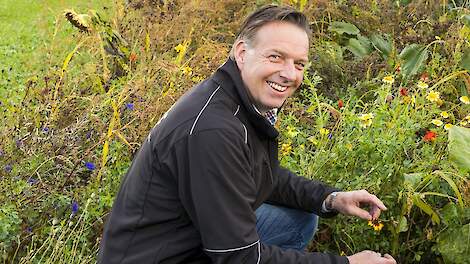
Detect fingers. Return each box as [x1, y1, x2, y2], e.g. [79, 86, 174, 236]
[358, 190, 387, 211]
[348, 204, 373, 220]
[369, 205, 381, 220]
[383, 254, 397, 264]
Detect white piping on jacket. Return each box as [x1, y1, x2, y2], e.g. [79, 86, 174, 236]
[233, 105, 240, 116]
[203, 240, 259, 253]
[189, 85, 221, 135]
[241, 123, 247, 144]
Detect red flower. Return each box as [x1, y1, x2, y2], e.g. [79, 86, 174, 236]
[423, 131, 437, 142]
[395, 65, 401, 73]
[399, 87, 408, 96]
[420, 72, 429, 82]
[338, 99, 344, 109]
[129, 53, 138, 63]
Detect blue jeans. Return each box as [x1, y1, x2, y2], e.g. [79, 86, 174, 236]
[255, 203, 319, 251]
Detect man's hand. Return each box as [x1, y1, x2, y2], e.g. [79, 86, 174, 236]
[327, 190, 387, 220]
[347, 250, 397, 264]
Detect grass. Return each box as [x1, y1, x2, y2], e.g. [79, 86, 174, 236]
[0, 0, 114, 105]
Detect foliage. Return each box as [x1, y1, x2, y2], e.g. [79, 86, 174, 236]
[1, 0, 470, 263]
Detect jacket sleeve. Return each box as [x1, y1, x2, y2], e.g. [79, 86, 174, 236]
[267, 167, 341, 218]
[179, 129, 348, 263]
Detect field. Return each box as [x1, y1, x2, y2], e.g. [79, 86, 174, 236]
[0, 0, 469, 263]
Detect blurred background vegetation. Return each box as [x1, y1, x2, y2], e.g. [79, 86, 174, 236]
[1, 0, 470, 263]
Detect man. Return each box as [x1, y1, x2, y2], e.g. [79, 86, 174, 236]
[99, 5, 397, 264]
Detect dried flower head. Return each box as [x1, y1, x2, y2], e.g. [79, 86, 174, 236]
[64, 9, 91, 33]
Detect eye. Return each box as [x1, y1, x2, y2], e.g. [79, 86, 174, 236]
[295, 62, 305, 70]
[268, 54, 281, 62]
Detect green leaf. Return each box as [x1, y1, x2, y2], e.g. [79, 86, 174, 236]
[399, 44, 428, 79]
[448, 126, 470, 172]
[412, 193, 440, 224]
[437, 223, 470, 264]
[404, 173, 423, 188]
[462, 14, 470, 28]
[328, 21, 360, 35]
[346, 38, 370, 58]
[458, 48, 470, 72]
[398, 216, 408, 232]
[370, 34, 392, 59]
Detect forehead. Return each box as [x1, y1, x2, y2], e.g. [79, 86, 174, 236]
[251, 21, 309, 59]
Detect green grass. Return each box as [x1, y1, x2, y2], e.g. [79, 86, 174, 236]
[0, 0, 113, 105]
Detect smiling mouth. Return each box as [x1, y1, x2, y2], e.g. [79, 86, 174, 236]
[267, 81, 288, 92]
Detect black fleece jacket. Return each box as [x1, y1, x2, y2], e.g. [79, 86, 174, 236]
[98, 59, 349, 264]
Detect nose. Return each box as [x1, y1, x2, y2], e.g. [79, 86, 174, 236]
[279, 60, 297, 82]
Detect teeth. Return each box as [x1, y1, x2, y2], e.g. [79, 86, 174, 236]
[267, 81, 287, 92]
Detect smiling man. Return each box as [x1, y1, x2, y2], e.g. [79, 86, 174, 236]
[99, 5, 396, 264]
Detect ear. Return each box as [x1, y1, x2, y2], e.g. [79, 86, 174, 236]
[233, 40, 247, 70]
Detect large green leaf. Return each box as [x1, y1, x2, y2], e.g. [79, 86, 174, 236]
[328, 21, 360, 35]
[370, 34, 392, 59]
[458, 48, 470, 72]
[399, 44, 428, 79]
[412, 193, 440, 224]
[437, 223, 470, 264]
[346, 38, 370, 58]
[403, 172, 423, 188]
[448, 126, 470, 172]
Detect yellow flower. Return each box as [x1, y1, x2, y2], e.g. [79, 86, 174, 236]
[444, 123, 453, 130]
[417, 80, 429, 89]
[431, 119, 443, 126]
[319, 128, 330, 136]
[359, 113, 374, 128]
[440, 111, 449, 118]
[174, 43, 186, 53]
[368, 220, 384, 232]
[426, 90, 440, 102]
[460, 96, 470, 104]
[466, 115, 470, 121]
[280, 143, 292, 156]
[346, 143, 353, 151]
[182, 66, 193, 76]
[308, 136, 318, 145]
[382, 75, 395, 85]
[460, 120, 468, 126]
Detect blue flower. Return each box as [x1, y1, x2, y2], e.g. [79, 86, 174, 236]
[42, 127, 49, 133]
[27, 177, 38, 185]
[85, 162, 95, 171]
[71, 201, 79, 215]
[328, 133, 333, 140]
[5, 164, 12, 173]
[125, 103, 134, 111]
[26, 227, 33, 233]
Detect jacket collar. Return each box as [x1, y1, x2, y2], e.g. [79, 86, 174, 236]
[213, 58, 279, 139]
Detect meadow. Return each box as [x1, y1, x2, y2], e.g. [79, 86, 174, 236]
[0, 0, 469, 263]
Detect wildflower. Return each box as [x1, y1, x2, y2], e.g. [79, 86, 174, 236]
[395, 64, 401, 73]
[358, 113, 374, 128]
[280, 143, 292, 156]
[16, 139, 23, 148]
[368, 219, 384, 232]
[42, 127, 49, 133]
[286, 125, 299, 138]
[328, 133, 333, 140]
[174, 43, 186, 53]
[460, 120, 468, 126]
[440, 111, 449, 119]
[86, 130, 92, 139]
[420, 72, 429, 82]
[64, 9, 91, 33]
[338, 99, 344, 109]
[444, 123, 453, 130]
[0, 149, 3, 157]
[399, 87, 408, 96]
[466, 115, 470, 121]
[25, 227, 33, 233]
[460, 96, 470, 104]
[71, 201, 79, 216]
[382, 75, 395, 85]
[417, 81, 429, 90]
[125, 103, 134, 111]
[431, 119, 443, 126]
[423, 131, 437, 142]
[85, 162, 95, 171]
[129, 53, 138, 63]
[5, 164, 12, 173]
[319, 128, 330, 136]
[426, 90, 440, 102]
[182, 66, 193, 76]
[27, 177, 38, 185]
[308, 136, 318, 145]
[52, 218, 59, 226]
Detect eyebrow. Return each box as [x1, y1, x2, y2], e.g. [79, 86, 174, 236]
[271, 49, 309, 64]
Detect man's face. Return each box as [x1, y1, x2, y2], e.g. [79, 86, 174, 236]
[235, 21, 309, 113]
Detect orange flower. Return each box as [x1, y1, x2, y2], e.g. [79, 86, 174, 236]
[368, 219, 384, 232]
[338, 99, 344, 109]
[423, 131, 437, 142]
[129, 53, 138, 63]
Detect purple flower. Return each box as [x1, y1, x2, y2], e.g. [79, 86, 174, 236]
[125, 103, 134, 111]
[86, 130, 92, 139]
[25, 227, 33, 233]
[27, 177, 38, 185]
[5, 164, 12, 173]
[71, 201, 79, 216]
[85, 162, 95, 171]
[0, 149, 4, 157]
[42, 127, 49, 133]
[328, 133, 333, 140]
[15, 139, 23, 148]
